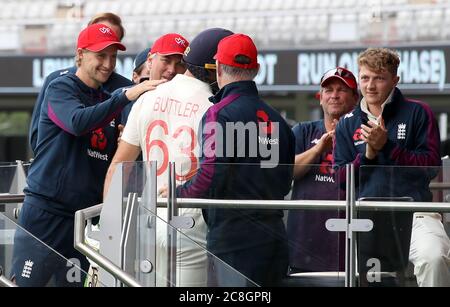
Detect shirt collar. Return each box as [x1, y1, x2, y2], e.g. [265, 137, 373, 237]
[209, 80, 258, 104]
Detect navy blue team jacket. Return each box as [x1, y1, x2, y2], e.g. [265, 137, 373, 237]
[29, 66, 133, 154]
[25, 74, 131, 216]
[334, 87, 441, 201]
[288, 120, 344, 272]
[291, 120, 340, 200]
[333, 88, 441, 273]
[176, 81, 295, 253]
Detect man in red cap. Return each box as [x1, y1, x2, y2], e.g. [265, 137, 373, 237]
[119, 33, 189, 127]
[287, 67, 358, 279]
[144, 33, 189, 81]
[29, 13, 133, 156]
[103, 28, 232, 287]
[173, 34, 296, 286]
[11, 23, 158, 287]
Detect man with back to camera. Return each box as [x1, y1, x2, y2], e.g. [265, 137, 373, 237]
[287, 67, 358, 276]
[104, 28, 234, 286]
[11, 23, 159, 287]
[169, 33, 295, 287]
[29, 12, 133, 155]
[334, 47, 449, 286]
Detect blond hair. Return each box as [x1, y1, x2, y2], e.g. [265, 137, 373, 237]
[358, 48, 400, 76]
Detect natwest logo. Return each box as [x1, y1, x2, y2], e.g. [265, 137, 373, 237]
[319, 153, 335, 175]
[352, 128, 365, 146]
[91, 128, 107, 151]
[353, 128, 363, 141]
[256, 110, 275, 135]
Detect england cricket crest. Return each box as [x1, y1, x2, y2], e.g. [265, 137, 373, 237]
[397, 123, 406, 140]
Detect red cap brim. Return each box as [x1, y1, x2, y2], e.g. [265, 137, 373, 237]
[85, 41, 126, 52]
[321, 75, 357, 90]
[152, 51, 184, 56]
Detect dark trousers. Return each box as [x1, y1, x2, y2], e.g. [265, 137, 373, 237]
[11, 202, 89, 287]
[207, 240, 288, 287]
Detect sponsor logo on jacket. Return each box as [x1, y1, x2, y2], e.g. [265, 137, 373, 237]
[87, 128, 109, 161]
[353, 128, 365, 146]
[315, 153, 335, 183]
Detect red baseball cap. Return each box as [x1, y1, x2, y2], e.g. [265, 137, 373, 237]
[214, 33, 258, 69]
[320, 67, 357, 90]
[77, 23, 126, 52]
[150, 33, 189, 56]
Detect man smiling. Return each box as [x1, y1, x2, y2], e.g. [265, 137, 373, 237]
[334, 48, 446, 286]
[11, 23, 157, 287]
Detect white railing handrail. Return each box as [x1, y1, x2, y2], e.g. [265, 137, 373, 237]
[155, 198, 450, 212]
[2, 193, 450, 213]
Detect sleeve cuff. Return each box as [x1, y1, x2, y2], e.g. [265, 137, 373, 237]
[361, 154, 378, 165]
[119, 89, 132, 105]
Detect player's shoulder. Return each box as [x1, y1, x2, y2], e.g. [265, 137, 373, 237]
[47, 72, 77, 89]
[292, 120, 322, 133]
[343, 109, 358, 121]
[139, 86, 160, 102]
[339, 107, 361, 126]
[43, 67, 75, 86]
[105, 72, 133, 89]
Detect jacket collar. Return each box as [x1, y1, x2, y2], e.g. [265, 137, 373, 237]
[382, 87, 404, 118]
[209, 80, 258, 104]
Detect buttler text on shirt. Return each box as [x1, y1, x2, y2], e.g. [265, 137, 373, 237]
[153, 96, 199, 118]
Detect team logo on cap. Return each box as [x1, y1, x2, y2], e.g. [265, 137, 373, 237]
[175, 37, 187, 47]
[99, 27, 113, 35]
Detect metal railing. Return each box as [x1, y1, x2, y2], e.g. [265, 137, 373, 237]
[3, 159, 450, 287]
[4, 193, 450, 213]
[73, 204, 142, 287]
[0, 194, 25, 204]
[0, 266, 16, 287]
[157, 198, 450, 212]
[4, 190, 450, 288]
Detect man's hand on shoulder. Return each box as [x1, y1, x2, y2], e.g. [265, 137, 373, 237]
[125, 79, 167, 101]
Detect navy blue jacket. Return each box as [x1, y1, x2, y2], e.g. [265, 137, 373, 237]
[29, 66, 133, 155]
[288, 120, 344, 271]
[176, 81, 295, 253]
[333, 88, 441, 274]
[291, 120, 340, 200]
[334, 87, 441, 201]
[25, 74, 131, 216]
